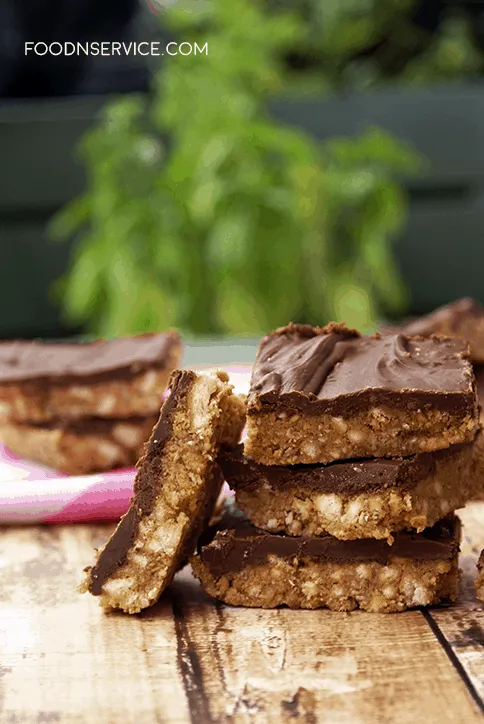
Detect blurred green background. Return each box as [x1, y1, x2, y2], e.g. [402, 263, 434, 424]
[2, 0, 484, 341]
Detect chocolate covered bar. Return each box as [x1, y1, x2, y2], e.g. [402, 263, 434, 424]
[0, 415, 158, 475]
[245, 323, 478, 465]
[387, 298, 484, 363]
[191, 513, 461, 612]
[0, 332, 182, 423]
[219, 442, 477, 540]
[81, 370, 246, 613]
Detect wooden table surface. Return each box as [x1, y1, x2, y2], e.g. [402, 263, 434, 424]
[1, 505, 484, 724]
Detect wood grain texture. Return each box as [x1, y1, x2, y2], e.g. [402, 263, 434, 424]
[169, 571, 482, 724]
[0, 506, 484, 723]
[423, 505, 484, 710]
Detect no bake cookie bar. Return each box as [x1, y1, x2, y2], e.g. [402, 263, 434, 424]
[220, 442, 477, 540]
[387, 298, 484, 364]
[81, 369, 246, 613]
[245, 323, 478, 465]
[0, 415, 157, 475]
[0, 332, 182, 423]
[191, 513, 461, 612]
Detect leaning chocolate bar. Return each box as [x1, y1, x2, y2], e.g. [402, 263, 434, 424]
[245, 323, 478, 465]
[0, 332, 182, 423]
[191, 513, 461, 612]
[81, 370, 246, 614]
[219, 442, 478, 541]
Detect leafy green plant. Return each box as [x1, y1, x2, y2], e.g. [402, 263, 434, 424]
[281, 0, 484, 93]
[53, 0, 421, 336]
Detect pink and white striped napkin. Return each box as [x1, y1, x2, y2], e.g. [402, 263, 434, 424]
[0, 368, 251, 525]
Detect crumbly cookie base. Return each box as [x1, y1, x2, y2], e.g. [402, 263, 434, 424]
[81, 372, 246, 614]
[192, 554, 459, 612]
[0, 416, 157, 475]
[0, 346, 181, 423]
[236, 444, 477, 540]
[245, 407, 478, 465]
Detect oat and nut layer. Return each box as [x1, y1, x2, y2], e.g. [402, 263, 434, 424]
[0, 415, 157, 475]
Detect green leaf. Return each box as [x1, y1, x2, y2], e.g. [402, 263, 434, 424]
[324, 127, 423, 174]
[49, 195, 91, 242]
[61, 237, 104, 323]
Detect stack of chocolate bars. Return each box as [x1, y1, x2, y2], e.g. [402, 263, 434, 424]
[0, 332, 182, 474]
[192, 322, 481, 612]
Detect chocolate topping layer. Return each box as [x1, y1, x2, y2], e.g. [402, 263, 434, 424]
[30, 414, 158, 434]
[0, 332, 181, 385]
[387, 298, 484, 351]
[198, 513, 461, 577]
[248, 322, 475, 415]
[88, 369, 194, 594]
[219, 443, 471, 495]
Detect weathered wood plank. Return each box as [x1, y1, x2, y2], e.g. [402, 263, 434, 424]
[165, 568, 483, 723]
[0, 518, 484, 724]
[422, 503, 484, 710]
[0, 524, 190, 724]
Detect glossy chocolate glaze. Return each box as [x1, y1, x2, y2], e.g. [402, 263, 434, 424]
[197, 513, 461, 577]
[248, 322, 475, 416]
[219, 442, 472, 495]
[0, 332, 181, 385]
